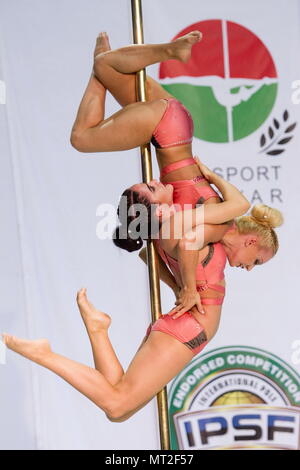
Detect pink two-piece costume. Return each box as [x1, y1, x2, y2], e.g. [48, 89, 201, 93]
[145, 98, 228, 356]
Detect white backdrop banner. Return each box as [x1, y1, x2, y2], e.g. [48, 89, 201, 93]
[0, 0, 300, 450]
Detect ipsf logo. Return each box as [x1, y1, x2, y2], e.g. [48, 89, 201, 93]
[175, 405, 300, 450]
[0, 80, 6, 104]
[169, 346, 300, 450]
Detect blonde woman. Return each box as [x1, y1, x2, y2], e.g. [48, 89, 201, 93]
[2, 201, 282, 422]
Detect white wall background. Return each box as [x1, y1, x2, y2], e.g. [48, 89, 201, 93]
[0, 0, 299, 450]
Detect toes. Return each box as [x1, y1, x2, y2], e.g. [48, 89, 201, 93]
[77, 288, 85, 300]
[2, 333, 13, 347]
[96, 32, 108, 42]
[77, 287, 86, 295]
[1, 333, 7, 345]
[77, 288, 88, 307]
[188, 31, 202, 42]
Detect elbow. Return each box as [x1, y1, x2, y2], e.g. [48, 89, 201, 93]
[178, 235, 197, 252]
[178, 238, 187, 252]
[232, 199, 250, 218]
[227, 201, 251, 221]
[70, 131, 88, 153]
[239, 200, 251, 215]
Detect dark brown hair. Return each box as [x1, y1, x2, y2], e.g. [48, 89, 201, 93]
[113, 188, 160, 252]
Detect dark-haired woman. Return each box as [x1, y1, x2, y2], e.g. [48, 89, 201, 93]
[69, 32, 279, 314]
[70, 31, 238, 314]
[70, 31, 224, 254]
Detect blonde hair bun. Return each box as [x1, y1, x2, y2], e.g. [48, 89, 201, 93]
[251, 204, 284, 229]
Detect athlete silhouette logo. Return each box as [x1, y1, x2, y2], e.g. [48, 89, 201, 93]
[159, 19, 278, 143]
[209, 76, 277, 108]
[160, 75, 278, 142]
[161, 75, 278, 108]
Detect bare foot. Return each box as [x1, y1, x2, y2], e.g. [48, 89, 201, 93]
[94, 31, 111, 59]
[76, 288, 111, 333]
[171, 30, 202, 62]
[2, 333, 52, 362]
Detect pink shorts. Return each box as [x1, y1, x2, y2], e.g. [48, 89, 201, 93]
[146, 312, 208, 356]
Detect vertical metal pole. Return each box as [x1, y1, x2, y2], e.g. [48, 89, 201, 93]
[131, 0, 170, 451]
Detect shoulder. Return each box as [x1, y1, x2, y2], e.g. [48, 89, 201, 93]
[203, 223, 230, 244]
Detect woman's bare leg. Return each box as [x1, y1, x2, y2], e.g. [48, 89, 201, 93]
[71, 33, 171, 152]
[77, 288, 124, 385]
[70, 31, 202, 153]
[71, 98, 169, 153]
[70, 34, 109, 138]
[93, 33, 172, 108]
[94, 30, 202, 74]
[70, 73, 106, 134]
[93, 31, 201, 107]
[2, 333, 119, 417]
[77, 288, 152, 388]
[70, 33, 168, 139]
[2, 314, 193, 421]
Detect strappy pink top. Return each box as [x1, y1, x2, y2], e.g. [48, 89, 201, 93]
[155, 241, 227, 305]
[155, 157, 228, 306]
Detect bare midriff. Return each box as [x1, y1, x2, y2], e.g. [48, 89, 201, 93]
[156, 145, 198, 180]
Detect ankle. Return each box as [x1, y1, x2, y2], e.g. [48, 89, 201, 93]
[34, 349, 53, 365]
[165, 43, 177, 60]
[88, 328, 109, 337]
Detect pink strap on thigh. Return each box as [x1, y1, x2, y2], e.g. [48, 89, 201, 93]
[201, 298, 224, 305]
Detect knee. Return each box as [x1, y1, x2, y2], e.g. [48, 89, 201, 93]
[105, 403, 130, 423]
[104, 386, 134, 423]
[106, 411, 130, 423]
[178, 231, 198, 250]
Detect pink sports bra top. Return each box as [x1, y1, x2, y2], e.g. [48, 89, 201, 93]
[151, 98, 194, 149]
[155, 241, 227, 306]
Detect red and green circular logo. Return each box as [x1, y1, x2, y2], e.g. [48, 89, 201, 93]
[159, 20, 278, 143]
